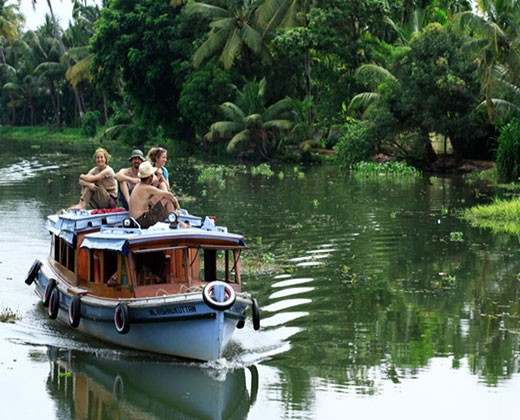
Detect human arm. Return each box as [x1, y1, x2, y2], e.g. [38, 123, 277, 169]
[149, 185, 179, 209]
[81, 167, 115, 183]
[119, 180, 131, 204]
[155, 168, 169, 191]
[115, 168, 139, 185]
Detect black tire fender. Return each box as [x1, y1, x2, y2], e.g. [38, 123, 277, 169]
[68, 296, 81, 328]
[43, 278, 56, 307]
[25, 259, 42, 285]
[252, 298, 260, 331]
[48, 287, 60, 320]
[114, 303, 130, 334]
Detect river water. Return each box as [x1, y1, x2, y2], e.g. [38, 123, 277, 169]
[1, 143, 520, 419]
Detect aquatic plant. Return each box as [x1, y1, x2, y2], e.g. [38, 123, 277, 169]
[449, 231, 464, 242]
[462, 198, 520, 235]
[0, 306, 19, 323]
[251, 163, 274, 177]
[351, 161, 420, 177]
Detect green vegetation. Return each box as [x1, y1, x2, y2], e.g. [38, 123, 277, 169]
[0, 306, 19, 323]
[463, 198, 520, 235]
[251, 163, 274, 177]
[351, 161, 420, 177]
[2, 0, 517, 168]
[496, 120, 520, 183]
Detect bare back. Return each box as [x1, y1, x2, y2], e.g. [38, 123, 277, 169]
[129, 182, 158, 218]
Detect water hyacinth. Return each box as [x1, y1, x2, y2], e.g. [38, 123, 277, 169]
[352, 161, 420, 177]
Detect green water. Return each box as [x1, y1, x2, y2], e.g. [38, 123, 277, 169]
[1, 146, 519, 419]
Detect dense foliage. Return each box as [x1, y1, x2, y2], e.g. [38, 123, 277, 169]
[1, 0, 520, 166]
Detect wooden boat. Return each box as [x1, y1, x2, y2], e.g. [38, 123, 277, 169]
[24, 209, 260, 361]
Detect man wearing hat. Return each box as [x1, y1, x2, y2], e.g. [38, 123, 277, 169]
[115, 149, 145, 210]
[129, 161, 180, 229]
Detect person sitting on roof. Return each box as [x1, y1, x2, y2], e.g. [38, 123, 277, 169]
[129, 161, 181, 229]
[69, 148, 117, 210]
[147, 146, 170, 191]
[115, 149, 145, 210]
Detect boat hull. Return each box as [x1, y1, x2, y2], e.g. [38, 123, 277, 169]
[34, 263, 248, 361]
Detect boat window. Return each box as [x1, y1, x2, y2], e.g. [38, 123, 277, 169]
[103, 251, 118, 284]
[52, 234, 75, 273]
[88, 250, 118, 284]
[130, 247, 241, 286]
[200, 248, 241, 284]
[134, 251, 167, 285]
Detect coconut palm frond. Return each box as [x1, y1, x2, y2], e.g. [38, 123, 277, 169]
[66, 55, 93, 88]
[240, 23, 262, 54]
[208, 121, 244, 141]
[193, 29, 229, 68]
[244, 113, 263, 126]
[220, 102, 245, 122]
[209, 17, 236, 31]
[226, 129, 250, 152]
[221, 29, 242, 69]
[264, 119, 294, 131]
[355, 64, 397, 86]
[349, 92, 381, 112]
[184, 3, 229, 19]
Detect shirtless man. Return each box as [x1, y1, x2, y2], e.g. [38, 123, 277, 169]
[69, 148, 117, 210]
[129, 161, 180, 229]
[115, 149, 144, 210]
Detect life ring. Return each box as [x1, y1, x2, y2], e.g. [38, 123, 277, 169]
[68, 296, 81, 328]
[48, 287, 60, 319]
[202, 281, 236, 310]
[114, 303, 130, 334]
[25, 259, 42, 285]
[252, 298, 260, 331]
[43, 278, 56, 307]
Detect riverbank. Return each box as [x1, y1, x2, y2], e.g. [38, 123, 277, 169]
[0, 126, 109, 153]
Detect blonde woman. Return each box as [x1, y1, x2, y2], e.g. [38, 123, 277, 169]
[69, 148, 117, 210]
[147, 146, 170, 191]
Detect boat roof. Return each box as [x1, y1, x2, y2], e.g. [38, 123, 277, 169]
[45, 209, 246, 250]
[81, 223, 246, 252]
[46, 210, 130, 245]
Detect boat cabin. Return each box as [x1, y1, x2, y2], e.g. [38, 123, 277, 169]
[46, 211, 247, 298]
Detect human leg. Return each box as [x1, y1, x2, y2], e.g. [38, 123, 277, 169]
[89, 185, 116, 209]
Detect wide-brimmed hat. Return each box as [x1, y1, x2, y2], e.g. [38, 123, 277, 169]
[128, 149, 145, 161]
[138, 161, 157, 178]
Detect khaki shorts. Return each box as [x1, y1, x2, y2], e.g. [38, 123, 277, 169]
[136, 201, 166, 229]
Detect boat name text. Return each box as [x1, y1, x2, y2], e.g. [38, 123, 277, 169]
[149, 305, 197, 316]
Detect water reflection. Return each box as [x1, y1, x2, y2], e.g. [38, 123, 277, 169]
[46, 348, 258, 420]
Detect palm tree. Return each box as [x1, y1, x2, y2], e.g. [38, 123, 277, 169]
[184, 0, 270, 72]
[256, 0, 316, 122]
[455, 0, 520, 121]
[2, 43, 43, 125]
[206, 78, 294, 159]
[31, 0, 85, 118]
[384, 5, 449, 46]
[29, 27, 67, 126]
[0, 0, 24, 122]
[0, 0, 23, 48]
[349, 64, 398, 113]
